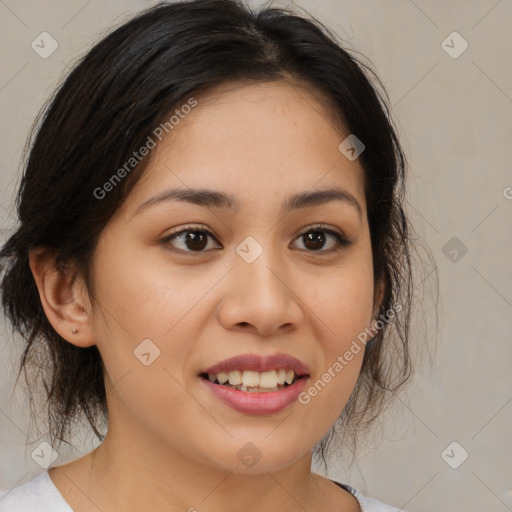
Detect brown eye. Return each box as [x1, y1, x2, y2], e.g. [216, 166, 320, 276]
[293, 224, 352, 253]
[181, 230, 209, 251]
[161, 226, 221, 253]
[302, 231, 329, 251]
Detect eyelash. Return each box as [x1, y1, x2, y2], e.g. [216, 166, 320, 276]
[160, 223, 352, 255]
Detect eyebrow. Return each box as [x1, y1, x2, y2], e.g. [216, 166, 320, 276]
[134, 186, 363, 219]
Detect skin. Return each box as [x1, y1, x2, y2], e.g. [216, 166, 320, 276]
[29, 80, 382, 512]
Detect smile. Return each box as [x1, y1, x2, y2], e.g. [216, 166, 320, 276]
[201, 369, 301, 392]
[198, 351, 311, 414]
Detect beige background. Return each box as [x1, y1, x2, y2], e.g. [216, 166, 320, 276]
[1, 1, 511, 511]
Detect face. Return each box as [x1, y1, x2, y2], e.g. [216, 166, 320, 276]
[85, 80, 375, 473]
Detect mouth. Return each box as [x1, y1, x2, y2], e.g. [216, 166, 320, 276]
[197, 353, 310, 414]
[199, 352, 310, 393]
[199, 369, 308, 393]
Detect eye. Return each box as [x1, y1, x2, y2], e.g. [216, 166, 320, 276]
[292, 224, 352, 253]
[160, 225, 221, 253]
[160, 223, 352, 254]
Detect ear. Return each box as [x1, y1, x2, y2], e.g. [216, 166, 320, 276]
[29, 247, 96, 347]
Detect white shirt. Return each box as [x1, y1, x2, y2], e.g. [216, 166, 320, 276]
[0, 472, 403, 511]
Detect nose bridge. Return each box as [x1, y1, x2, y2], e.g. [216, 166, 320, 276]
[235, 235, 287, 302]
[220, 234, 301, 335]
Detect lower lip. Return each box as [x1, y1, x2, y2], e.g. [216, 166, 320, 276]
[199, 376, 309, 415]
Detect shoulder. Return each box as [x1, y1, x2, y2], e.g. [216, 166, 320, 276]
[0, 472, 73, 512]
[334, 481, 405, 512]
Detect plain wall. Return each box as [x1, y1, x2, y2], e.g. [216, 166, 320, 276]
[0, 1, 511, 511]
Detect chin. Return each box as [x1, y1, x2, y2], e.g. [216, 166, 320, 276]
[201, 438, 309, 474]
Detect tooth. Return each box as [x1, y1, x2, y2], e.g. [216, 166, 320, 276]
[242, 370, 260, 387]
[228, 370, 242, 385]
[259, 370, 278, 388]
[208, 373, 216, 382]
[217, 372, 229, 384]
[218, 369, 296, 388]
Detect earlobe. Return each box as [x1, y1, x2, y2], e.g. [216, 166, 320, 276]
[28, 247, 96, 347]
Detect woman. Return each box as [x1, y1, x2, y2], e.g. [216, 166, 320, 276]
[0, 0, 432, 510]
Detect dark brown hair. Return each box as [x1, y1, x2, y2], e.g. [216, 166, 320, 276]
[0, 0, 436, 466]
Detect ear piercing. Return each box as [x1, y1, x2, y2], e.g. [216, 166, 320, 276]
[71, 328, 78, 334]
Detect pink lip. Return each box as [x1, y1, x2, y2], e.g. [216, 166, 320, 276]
[199, 376, 309, 415]
[201, 353, 310, 376]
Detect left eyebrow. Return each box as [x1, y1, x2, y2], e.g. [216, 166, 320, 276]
[134, 186, 363, 220]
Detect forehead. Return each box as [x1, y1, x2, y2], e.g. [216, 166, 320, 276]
[126, 80, 366, 216]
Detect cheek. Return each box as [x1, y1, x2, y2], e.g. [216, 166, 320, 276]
[89, 242, 218, 380]
[296, 255, 372, 422]
[92, 235, 195, 331]
[305, 258, 374, 344]
[88, 250, 207, 427]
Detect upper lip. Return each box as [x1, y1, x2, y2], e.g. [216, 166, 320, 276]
[201, 353, 310, 376]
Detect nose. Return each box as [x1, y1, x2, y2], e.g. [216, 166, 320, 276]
[217, 244, 303, 337]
